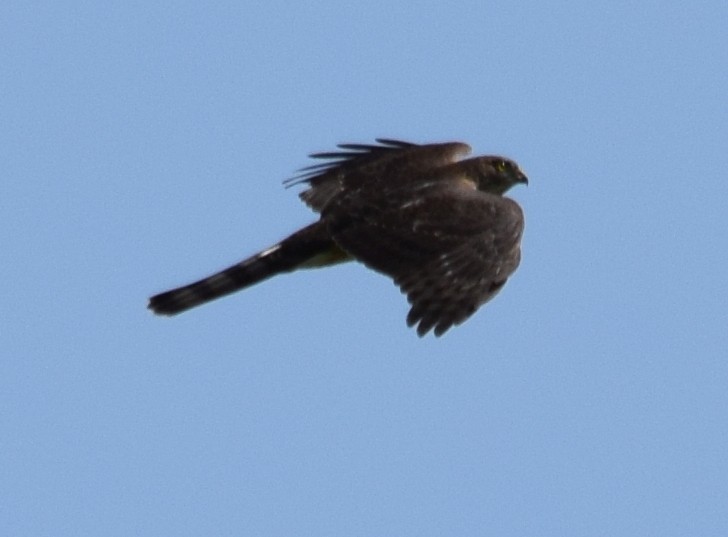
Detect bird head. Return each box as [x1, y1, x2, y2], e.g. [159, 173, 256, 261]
[472, 157, 528, 195]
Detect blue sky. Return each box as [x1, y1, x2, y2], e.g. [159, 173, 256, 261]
[2, 1, 727, 535]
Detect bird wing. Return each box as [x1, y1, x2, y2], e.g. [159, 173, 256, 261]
[286, 139, 471, 213]
[328, 182, 525, 336]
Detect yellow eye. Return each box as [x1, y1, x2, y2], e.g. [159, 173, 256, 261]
[496, 160, 508, 173]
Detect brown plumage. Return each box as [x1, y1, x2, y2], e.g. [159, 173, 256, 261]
[148, 139, 527, 336]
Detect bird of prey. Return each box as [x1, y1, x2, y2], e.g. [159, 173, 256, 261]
[148, 139, 527, 336]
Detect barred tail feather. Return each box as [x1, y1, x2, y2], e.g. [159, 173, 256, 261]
[148, 222, 342, 315]
[148, 248, 285, 315]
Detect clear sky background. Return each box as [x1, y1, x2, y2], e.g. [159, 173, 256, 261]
[2, 1, 727, 535]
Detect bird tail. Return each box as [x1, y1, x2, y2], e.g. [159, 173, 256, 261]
[148, 222, 349, 315]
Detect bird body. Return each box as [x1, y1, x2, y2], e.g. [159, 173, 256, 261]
[149, 139, 527, 336]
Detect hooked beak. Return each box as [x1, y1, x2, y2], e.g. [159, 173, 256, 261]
[517, 169, 529, 186]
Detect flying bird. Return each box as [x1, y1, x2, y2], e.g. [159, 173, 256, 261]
[148, 139, 527, 336]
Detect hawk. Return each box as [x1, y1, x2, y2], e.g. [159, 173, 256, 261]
[148, 139, 527, 336]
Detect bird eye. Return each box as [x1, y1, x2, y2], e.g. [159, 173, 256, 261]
[496, 160, 508, 173]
